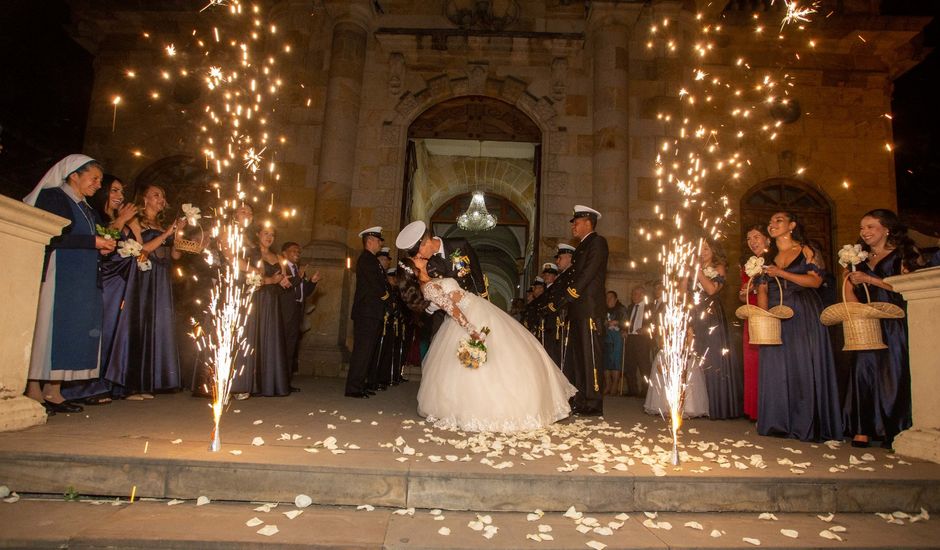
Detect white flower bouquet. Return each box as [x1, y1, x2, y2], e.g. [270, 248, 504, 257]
[117, 238, 143, 258]
[457, 326, 490, 369]
[837, 244, 869, 271]
[181, 203, 202, 226]
[744, 255, 765, 278]
[245, 271, 263, 289]
[702, 265, 719, 280]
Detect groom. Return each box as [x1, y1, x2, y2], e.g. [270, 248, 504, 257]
[396, 220, 487, 333]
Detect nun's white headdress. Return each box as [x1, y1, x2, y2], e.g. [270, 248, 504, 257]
[23, 154, 97, 206]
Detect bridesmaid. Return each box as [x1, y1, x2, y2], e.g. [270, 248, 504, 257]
[738, 225, 770, 421]
[757, 211, 841, 442]
[107, 184, 183, 399]
[23, 155, 116, 414]
[691, 238, 742, 419]
[843, 209, 919, 448]
[231, 225, 290, 398]
[61, 175, 138, 404]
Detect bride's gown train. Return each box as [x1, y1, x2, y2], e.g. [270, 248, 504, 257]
[418, 278, 576, 432]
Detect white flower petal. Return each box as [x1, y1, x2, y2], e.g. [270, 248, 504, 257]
[196, 496, 210, 506]
[245, 517, 263, 527]
[586, 541, 607, 550]
[256, 525, 279, 537]
[251, 437, 264, 446]
[283, 510, 303, 520]
[684, 521, 703, 530]
[438, 527, 451, 536]
[743, 537, 761, 545]
[356, 504, 375, 511]
[780, 529, 799, 538]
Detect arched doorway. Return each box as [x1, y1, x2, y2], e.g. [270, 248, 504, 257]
[402, 95, 543, 306]
[740, 178, 834, 266]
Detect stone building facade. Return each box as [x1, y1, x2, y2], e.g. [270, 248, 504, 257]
[71, 0, 929, 375]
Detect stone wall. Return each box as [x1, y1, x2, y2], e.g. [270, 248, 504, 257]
[73, 0, 927, 374]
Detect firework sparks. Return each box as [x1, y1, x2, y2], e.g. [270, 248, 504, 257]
[781, 0, 817, 31]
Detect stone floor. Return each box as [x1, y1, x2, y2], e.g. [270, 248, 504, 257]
[0, 377, 938, 547]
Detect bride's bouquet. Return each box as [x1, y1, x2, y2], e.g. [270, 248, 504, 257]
[458, 326, 490, 369]
[838, 244, 869, 271]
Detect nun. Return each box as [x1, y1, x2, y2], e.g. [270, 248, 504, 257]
[23, 154, 116, 414]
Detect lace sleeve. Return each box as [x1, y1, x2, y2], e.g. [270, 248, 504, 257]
[425, 282, 478, 334]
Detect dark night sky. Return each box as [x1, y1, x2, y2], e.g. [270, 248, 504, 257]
[0, 0, 937, 234]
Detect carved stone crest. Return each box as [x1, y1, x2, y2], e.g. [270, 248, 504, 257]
[388, 53, 405, 97]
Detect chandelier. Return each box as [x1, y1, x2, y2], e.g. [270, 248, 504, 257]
[457, 191, 497, 232]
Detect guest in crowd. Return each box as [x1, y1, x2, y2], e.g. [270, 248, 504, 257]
[757, 211, 841, 442]
[106, 183, 183, 399]
[739, 224, 770, 421]
[623, 285, 652, 397]
[345, 226, 388, 398]
[232, 225, 291, 398]
[692, 239, 742, 419]
[843, 209, 919, 448]
[603, 290, 628, 396]
[279, 241, 319, 391]
[23, 155, 116, 414]
[62, 175, 138, 405]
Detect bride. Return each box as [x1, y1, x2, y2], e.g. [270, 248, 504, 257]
[397, 257, 576, 433]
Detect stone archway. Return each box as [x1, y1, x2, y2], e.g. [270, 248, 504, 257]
[371, 69, 570, 268]
[741, 178, 835, 267]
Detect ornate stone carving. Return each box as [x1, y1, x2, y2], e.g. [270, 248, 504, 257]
[444, 0, 521, 32]
[468, 63, 488, 93]
[388, 52, 405, 97]
[551, 57, 568, 101]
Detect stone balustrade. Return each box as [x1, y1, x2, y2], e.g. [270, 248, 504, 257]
[0, 194, 69, 431]
[886, 266, 940, 464]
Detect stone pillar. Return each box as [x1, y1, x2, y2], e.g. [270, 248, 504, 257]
[886, 267, 940, 464]
[0, 196, 69, 431]
[303, 0, 372, 375]
[588, 2, 640, 282]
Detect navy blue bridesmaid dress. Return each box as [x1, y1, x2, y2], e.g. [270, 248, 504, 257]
[106, 228, 181, 396]
[61, 238, 134, 401]
[691, 274, 743, 419]
[231, 252, 290, 396]
[757, 252, 842, 442]
[843, 250, 911, 446]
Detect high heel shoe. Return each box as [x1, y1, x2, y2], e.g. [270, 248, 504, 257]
[851, 437, 870, 448]
[44, 400, 84, 414]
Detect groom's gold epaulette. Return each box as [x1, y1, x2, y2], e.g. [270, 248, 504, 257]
[566, 287, 580, 299]
[547, 302, 557, 312]
[381, 291, 389, 301]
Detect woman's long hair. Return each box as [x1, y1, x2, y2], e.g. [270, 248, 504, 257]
[90, 174, 121, 222]
[702, 237, 728, 268]
[396, 257, 430, 314]
[858, 208, 921, 273]
[740, 224, 769, 266]
[134, 183, 167, 228]
[764, 210, 808, 264]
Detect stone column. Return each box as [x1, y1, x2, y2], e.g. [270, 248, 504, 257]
[588, 2, 640, 281]
[0, 196, 69, 431]
[303, 0, 372, 375]
[886, 267, 940, 464]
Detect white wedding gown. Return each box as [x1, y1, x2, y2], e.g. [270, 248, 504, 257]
[418, 278, 576, 433]
[644, 350, 710, 419]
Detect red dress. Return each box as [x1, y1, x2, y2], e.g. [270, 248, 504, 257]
[741, 268, 759, 421]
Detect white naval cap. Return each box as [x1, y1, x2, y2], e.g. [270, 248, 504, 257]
[569, 204, 602, 223]
[358, 226, 384, 241]
[395, 220, 427, 253]
[532, 276, 546, 286]
[541, 262, 559, 273]
[386, 267, 397, 275]
[556, 243, 576, 255]
[377, 246, 391, 257]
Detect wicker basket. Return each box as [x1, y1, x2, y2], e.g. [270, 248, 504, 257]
[820, 277, 904, 351]
[735, 276, 794, 345]
[172, 223, 205, 254]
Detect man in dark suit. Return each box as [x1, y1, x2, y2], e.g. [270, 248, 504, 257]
[345, 226, 389, 398]
[545, 206, 608, 416]
[279, 241, 320, 391]
[395, 220, 487, 334]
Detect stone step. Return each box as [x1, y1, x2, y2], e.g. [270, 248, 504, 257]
[0, 498, 937, 549]
[1, 378, 938, 515]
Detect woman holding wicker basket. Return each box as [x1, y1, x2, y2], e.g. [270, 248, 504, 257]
[841, 209, 919, 448]
[755, 211, 842, 442]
